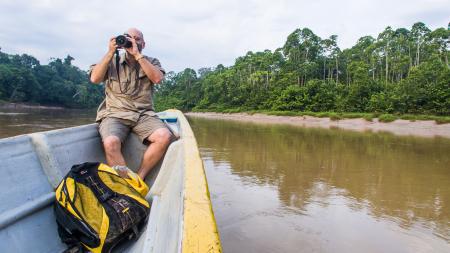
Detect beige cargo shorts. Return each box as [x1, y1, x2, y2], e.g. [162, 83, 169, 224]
[98, 114, 168, 144]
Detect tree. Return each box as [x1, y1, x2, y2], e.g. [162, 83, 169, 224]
[429, 28, 450, 68]
[150, 23, 450, 116]
[0, 51, 103, 108]
[410, 22, 431, 66]
[378, 26, 395, 83]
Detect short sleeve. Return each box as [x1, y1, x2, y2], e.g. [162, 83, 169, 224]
[149, 57, 166, 75]
[88, 63, 109, 82]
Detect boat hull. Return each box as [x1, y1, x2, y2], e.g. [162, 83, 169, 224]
[0, 110, 221, 253]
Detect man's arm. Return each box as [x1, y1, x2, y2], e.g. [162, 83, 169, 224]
[125, 37, 164, 84]
[90, 37, 117, 84]
[135, 55, 164, 84]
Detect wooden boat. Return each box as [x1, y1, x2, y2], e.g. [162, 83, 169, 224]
[0, 109, 222, 253]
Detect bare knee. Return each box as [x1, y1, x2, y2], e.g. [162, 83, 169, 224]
[103, 136, 122, 154]
[149, 128, 171, 146]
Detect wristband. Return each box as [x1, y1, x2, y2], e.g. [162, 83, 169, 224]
[136, 55, 145, 61]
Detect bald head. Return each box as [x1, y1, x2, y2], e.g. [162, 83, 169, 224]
[125, 27, 145, 52]
[126, 28, 144, 41]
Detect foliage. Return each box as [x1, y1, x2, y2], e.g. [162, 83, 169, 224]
[155, 22, 450, 118]
[0, 50, 104, 108]
[2, 22, 449, 115]
[378, 114, 397, 122]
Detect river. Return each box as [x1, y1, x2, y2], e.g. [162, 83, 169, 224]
[1, 108, 449, 252]
[188, 117, 450, 253]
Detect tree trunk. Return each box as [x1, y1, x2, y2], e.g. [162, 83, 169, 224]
[372, 61, 375, 80]
[416, 41, 420, 66]
[9, 84, 19, 102]
[445, 53, 449, 69]
[346, 65, 349, 86]
[335, 57, 339, 83]
[385, 42, 389, 84]
[408, 45, 412, 76]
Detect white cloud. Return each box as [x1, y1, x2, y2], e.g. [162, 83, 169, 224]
[0, 0, 448, 72]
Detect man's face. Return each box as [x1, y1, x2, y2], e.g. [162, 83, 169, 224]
[126, 31, 145, 52]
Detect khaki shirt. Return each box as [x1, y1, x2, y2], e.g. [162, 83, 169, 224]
[89, 53, 165, 122]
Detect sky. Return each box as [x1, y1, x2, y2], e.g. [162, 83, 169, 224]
[0, 0, 448, 73]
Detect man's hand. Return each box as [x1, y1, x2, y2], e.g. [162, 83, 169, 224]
[125, 37, 140, 58]
[108, 37, 118, 55]
[90, 37, 117, 84]
[123, 35, 163, 83]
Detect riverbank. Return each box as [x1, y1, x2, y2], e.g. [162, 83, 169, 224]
[186, 112, 450, 139]
[0, 102, 65, 110]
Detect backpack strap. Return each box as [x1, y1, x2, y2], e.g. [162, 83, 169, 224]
[70, 162, 99, 174]
[63, 243, 85, 253]
[57, 222, 85, 253]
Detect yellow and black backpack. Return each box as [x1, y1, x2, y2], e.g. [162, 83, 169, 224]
[54, 162, 150, 253]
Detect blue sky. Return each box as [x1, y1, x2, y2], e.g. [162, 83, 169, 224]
[0, 0, 448, 72]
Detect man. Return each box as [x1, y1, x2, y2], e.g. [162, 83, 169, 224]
[89, 28, 172, 180]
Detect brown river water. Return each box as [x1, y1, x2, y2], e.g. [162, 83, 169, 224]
[1, 108, 449, 252]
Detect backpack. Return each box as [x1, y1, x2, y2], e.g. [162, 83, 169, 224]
[54, 162, 150, 253]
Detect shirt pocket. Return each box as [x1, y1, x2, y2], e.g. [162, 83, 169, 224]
[109, 74, 130, 94]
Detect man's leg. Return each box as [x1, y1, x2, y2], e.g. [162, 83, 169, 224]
[103, 136, 127, 166]
[132, 114, 173, 179]
[98, 117, 131, 167]
[137, 128, 172, 179]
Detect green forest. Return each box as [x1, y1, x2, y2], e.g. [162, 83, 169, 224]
[0, 22, 449, 121]
[155, 22, 450, 120]
[0, 50, 104, 108]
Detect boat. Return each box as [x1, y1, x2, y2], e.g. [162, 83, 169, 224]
[0, 109, 222, 253]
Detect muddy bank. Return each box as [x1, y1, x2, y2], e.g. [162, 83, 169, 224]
[186, 112, 450, 139]
[0, 102, 65, 110]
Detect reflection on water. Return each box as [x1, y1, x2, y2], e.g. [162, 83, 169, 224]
[0, 108, 96, 138]
[189, 117, 450, 253]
